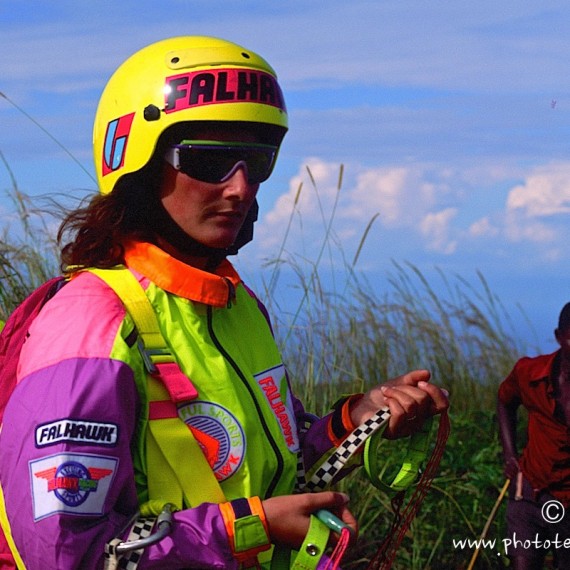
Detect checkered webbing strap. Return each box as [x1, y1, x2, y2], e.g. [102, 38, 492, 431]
[305, 407, 391, 491]
[104, 516, 155, 570]
[295, 412, 319, 492]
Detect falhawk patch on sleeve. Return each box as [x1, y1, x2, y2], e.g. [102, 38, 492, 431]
[35, 419, 119, 448]
[30, 453, 118, 520]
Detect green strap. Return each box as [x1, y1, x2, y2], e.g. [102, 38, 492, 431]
[290, 515, 331, 570]
[89, 267, 167, 354]
[363, 416, 433, 495]
[145, 375, 226, 508]
[269, 516, 330, 570]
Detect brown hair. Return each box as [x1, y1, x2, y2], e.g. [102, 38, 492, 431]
[58, 161, 161, 270]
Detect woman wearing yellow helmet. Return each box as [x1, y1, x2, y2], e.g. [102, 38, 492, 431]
[0, 36, 448, 569]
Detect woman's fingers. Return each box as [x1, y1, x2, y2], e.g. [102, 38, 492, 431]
[262, 492, 358, 549]
[350, 370, 449, 435]
[380, 382, 448, 438]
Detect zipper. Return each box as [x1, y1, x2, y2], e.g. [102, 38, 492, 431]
[207, 305, 284, 498]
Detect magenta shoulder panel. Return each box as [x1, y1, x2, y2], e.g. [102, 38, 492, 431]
[18, 272, 128, 380]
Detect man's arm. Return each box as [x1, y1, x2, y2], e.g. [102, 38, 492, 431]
[497, 397, 521, 479]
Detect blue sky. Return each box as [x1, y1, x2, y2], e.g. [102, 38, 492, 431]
[1, 1, 569, 353]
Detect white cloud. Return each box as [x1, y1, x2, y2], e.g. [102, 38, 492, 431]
[544, 248, 564, 262]
[506, 164, 570, 217]
[419, 208, 458, 254]
[257, 158, 570, 261]
[495, 163, 570, 246]
[469, 216, 499, 237]
[343, 165, 442, 228]
[504, 214, 556, 243]
[256, 158, 459, 258]
[257, 158, 343, 251]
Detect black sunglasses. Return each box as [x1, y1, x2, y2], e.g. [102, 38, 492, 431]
[164, 140, 279, 184]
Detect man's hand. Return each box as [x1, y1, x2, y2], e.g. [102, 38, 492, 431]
[503, 455, 520, 480]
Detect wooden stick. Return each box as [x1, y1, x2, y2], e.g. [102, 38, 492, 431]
[466, 479, 510, 570]
[515, 471, 523, 500]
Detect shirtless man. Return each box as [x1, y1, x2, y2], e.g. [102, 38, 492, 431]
[498, 302, 570, 570]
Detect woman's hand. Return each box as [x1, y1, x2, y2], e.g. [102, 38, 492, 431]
[503, 455, 520, 480]
[262, 492, 357, 549]
[350, 370, 449, 439]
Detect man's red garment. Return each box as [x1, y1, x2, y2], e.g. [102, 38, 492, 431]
[498, 350, 570, 505]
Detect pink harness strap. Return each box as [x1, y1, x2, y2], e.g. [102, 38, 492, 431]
[152, 362, 198, 403]
[149, 400, 178, 420]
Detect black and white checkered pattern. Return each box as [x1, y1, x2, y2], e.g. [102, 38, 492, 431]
[295, 412, 319, 492]
[296, 450, 307, 492]
[306, 407, 391, 491]
[104, 517, 155, 570]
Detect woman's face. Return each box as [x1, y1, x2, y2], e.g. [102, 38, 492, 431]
[159, 128, 260, 250]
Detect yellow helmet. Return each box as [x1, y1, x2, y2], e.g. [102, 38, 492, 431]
[93, 36, 288, 194]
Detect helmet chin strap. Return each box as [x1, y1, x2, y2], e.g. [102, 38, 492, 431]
[151, 199, 258, 268]
[226, 200, 258, 255]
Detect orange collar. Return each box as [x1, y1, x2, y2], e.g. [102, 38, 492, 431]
[124, 242, 241, 307]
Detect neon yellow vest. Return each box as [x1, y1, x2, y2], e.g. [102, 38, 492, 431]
[98, 267, 300, 510]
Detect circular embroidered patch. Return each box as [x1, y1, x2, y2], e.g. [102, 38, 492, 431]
[178, 401, 245, 481]
[53, 461, 103, 507]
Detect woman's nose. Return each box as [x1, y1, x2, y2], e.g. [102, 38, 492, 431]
[222, 163, 258, 199]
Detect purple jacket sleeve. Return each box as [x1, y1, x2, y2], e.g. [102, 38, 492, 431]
[0, 356, 238, 569]
[291, 391, 336, 470]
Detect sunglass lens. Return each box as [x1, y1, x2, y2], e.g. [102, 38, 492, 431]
[177, 145, 276, 184]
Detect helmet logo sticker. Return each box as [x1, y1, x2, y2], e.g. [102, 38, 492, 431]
[102, 112, 135, 176]
[164, 68, 286, 113]
[178, 401, 245, 481]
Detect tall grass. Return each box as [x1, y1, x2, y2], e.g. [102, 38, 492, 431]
[0, 152, 63, 319]
[1, 167, 533, 568]
[266, 258, 518, 567]
[260, 166, 528, 414]
[255, 166, 530, 568]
